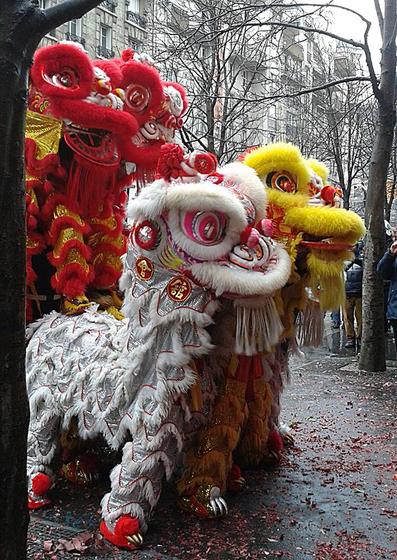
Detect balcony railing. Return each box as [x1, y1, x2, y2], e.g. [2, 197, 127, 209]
[65, 32, 86, 47]
[126, 10, 147, 28]
[101, 0, 117, 12]
[97, 45, 115, 58]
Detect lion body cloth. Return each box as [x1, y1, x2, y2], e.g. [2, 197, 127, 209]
[26, 158, 291, 549]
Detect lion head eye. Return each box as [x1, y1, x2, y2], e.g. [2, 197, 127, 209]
[43, 67, 79, 90]
[266, 171, 297, 193]
[182, 211, 228, 246]
[125, 83, 151, 112]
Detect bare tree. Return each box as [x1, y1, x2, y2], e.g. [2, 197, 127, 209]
[0, 3, 104, 558]
[359, 0, 397, 372]
[282, 45, 375, 209]
[151, 1, 396, 371]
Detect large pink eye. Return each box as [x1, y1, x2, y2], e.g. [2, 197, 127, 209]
[125, 84, 150, 112]
[43, 67, 79, 90]
[182, 211, 227, 245]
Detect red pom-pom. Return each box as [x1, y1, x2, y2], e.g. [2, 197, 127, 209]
[192, 152, 218, 175]
[114, 515, 140, 537]
[156, 143, 185, 181]
[121, 48, 134, 62]
[320, 185, 337, 205]
[32, 473, 51, 496]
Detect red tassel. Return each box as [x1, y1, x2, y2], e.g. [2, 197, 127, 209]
[66, 154, 119, 217]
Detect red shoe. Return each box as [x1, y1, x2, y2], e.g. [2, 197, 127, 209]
[100, 515, 143, 550]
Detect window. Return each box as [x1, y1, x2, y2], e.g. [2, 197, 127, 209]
[97, 25, 113, 57]
[69, 19, 82, 37]
[128, 0, 140, 13]
[100, 25, 111, 50]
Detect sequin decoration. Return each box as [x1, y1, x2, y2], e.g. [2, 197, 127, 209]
[134, 221, 160, 251]
[166, 276, 192, 302]
[135, 256, 154, 281]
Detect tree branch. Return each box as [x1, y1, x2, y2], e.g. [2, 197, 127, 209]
[39, 0, 103, 36]
[214, 76, 373, 103]
[374, 0, 384, 37]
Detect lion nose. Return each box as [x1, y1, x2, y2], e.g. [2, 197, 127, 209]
[240, 226, 260, 248]
[97, 78, 111, 95]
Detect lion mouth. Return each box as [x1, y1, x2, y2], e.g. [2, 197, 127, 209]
[64, 125, 120, 165]
[299, 234, 353, 251]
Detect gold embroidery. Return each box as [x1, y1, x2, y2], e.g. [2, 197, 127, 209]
[53, 204, 85, 226]
[26, 110, 63, 161]
[53, 228, 84, 259]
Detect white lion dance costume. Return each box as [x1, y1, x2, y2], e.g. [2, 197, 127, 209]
[26, 149, 291, 549]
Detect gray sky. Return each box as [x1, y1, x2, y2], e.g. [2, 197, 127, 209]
[328, 0, 382, 66]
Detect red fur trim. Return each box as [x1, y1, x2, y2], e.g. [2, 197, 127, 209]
[48, 239, 91, 267]
[94, 60, 123, 88]
[25, 138, 61, 178]
[32, 473, 52, 496]
[48, 215, 90, 243]
[100, 516, 140, 550]
[90, 240, 125, 257]
[30, 44, 93, 100]
[26, 233, 45, 256]
[91, 263, 121, 290]
[122, 142, 163, 170]
[51, 264, 94, 298]
[51, 98, 138, 138]
[121, 59, 164, 124]
[41, 193, 69, 221]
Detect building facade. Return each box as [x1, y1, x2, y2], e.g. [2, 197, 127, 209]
[39, 0, 148, 58]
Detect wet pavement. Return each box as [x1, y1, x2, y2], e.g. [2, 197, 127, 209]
[28, 319, 397, 559]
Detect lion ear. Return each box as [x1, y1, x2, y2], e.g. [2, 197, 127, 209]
[30, 43, 94, 99]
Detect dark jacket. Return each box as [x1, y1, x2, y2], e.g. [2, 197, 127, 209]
[377, 251, 397, 319]
[345, 259, 363, 297]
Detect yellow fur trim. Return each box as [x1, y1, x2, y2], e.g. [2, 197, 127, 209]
[307, 159, 329, 183]
[285, 206, 365, 243]
[266, 188, 309, 209]
[307, 250, 352, 310]
[244, 143, 313, 194]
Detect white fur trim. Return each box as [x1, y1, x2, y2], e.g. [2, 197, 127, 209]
[190, 244, 291, 297]
[221, 162, 267, 221]
[128, 179, 168, 221]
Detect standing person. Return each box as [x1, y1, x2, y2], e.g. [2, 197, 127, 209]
[343, 245, 363, 349]
[377, 239, 397, 356]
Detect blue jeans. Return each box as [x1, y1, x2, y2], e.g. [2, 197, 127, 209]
[331, 310, 341, 325]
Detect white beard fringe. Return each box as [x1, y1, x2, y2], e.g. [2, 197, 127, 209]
[296, 299, 324, 347]
[234, 297, 284, 355]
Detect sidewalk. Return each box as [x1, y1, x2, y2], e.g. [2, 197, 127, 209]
[28, 327, 397, 559]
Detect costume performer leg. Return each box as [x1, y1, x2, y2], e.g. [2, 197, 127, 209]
[100, 403, 185, 548]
